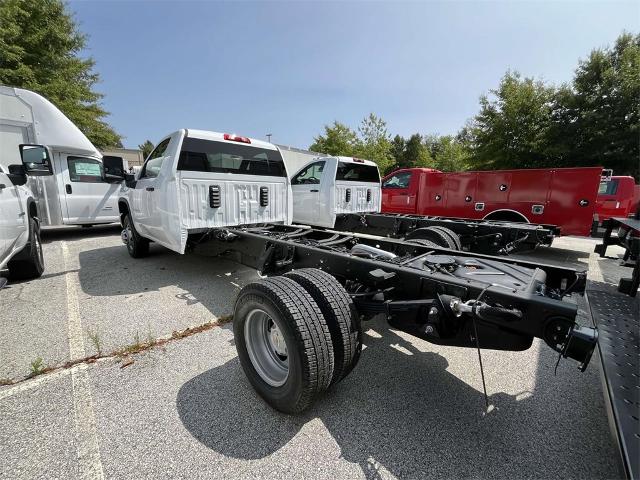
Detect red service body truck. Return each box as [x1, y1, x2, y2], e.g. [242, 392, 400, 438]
[595, 175, 640, 224]
[381, 166, 603, 236]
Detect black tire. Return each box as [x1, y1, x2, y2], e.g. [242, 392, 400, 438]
[405, 226, 457, 249]
[430, 226, 462, 250]
[8, 216, 44, 280]
[123, 213, 149, 258]
[234, 276, 334, 413]
[285, 268, 362, 385]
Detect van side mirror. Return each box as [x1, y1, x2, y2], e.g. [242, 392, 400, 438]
[19, 144, 53, 176]
[102, 155, 125, 183]
[7, 164, 28, 186]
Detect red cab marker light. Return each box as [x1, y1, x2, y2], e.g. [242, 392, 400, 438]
[353, 157, 364, 163]
[224, 133, 251, 144]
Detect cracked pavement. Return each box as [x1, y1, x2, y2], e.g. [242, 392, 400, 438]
[0, 227, 626, 479]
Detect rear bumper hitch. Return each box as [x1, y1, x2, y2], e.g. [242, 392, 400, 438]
[562, 325, 598, 371]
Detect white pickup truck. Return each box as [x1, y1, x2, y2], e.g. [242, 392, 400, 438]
[115, 129, 380, 256]
[0, 155, 45, 281]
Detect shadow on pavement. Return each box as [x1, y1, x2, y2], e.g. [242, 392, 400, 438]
[176, 316, 617, 479]
[77, 245, 256, 316]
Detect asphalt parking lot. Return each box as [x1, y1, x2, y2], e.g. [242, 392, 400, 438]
[0, 226, 630, 479]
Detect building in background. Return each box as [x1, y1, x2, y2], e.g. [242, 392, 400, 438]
[101, 147, 144, 170]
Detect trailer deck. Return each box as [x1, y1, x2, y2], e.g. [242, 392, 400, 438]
[333, 212, 559, 254]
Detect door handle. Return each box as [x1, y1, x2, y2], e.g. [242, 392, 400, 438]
[146, 187, 155, 192]
[310, 189, 319, 192]
[0, 184, 6, 189]
[66, 184, 72, 194]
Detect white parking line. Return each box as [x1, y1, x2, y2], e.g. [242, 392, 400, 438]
[588, 252, 604, 282]
[62, 242, 105, 480]
[0, 365, 76, 401]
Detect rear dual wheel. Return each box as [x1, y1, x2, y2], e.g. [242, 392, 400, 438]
[234, 269, 361, 413]
[405, 226, 461, 250]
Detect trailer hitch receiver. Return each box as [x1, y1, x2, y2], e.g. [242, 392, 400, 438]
[562, 325, 598, 372]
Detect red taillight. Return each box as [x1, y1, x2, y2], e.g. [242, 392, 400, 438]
[353, 157, 364, 163]
[223, 133, 251, 144]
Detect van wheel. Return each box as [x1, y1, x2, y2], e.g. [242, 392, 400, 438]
[123, 214, 149, 258]
[234, 276, 334, 413]
[405, 226, 459, 250]
[285, 268, 362, 385]
[8, 216, 44, 280]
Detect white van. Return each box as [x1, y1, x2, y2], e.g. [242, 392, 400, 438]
[0, 87, 123, 227]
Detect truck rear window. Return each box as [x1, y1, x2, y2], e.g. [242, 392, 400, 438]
[178, 137, 286, 177]
[598, 179, 619, 195]
[335, 162, 380, 183]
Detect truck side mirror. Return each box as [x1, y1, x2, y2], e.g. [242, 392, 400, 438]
[102, 155, 125, 183]
[7, 164, 28, 186]
[19, 144, 53, 176]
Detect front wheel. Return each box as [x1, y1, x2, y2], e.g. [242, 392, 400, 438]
[8, 216, 44, 280]
[122, 214, 149, 258]
[234, 276, 334, 413]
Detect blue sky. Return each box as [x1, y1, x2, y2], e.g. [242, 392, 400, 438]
[70, 1, 638, 149]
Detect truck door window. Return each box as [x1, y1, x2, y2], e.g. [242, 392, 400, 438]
[139, 138, 171, 179]
[291, 161, 325, 185]
[177, 137, 286, 177]
[67, 157, 105, 183]
[382, 172, 412, 189]
[336, 162, 380, 182]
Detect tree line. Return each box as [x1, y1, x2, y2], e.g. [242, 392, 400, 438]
[310, 32, 639, 179]
[1, 1, 637, 178]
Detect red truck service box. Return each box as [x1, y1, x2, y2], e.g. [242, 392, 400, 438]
[381, 166, 603, 236]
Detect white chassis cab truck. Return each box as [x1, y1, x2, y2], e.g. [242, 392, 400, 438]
[289, 156, 381, 228]
[117, 129, 292, 256]
[110, 129, 597, 416]
[0, 149, 49, 282]
[0, 86, 124, 227]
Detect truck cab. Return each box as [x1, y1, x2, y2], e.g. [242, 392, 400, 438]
[291, 156, 381, 228]
[118, 129, 292, 255]
[595, 175, 640, 224]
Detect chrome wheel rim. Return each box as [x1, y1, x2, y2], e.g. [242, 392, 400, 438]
[244, 309, 289, 387]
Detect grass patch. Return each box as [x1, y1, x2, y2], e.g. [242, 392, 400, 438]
[87, 328, 102, 355]
[29, 357, 46, 377]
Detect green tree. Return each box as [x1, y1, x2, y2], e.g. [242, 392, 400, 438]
[353, 113, 393, 173]
[309, 121, 358, 156]
[0, 0, 122, 149]
[467, 71, 556, 170]
[554, 32, 640, 178]
[389, 134, 406, 171]
[403, 133, 432, 168]
[424, 134, 470, 172]
[138, 140, 154, 159]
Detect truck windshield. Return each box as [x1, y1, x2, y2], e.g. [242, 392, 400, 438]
[335, 162, 380, 182]
[178, 137, 286, 177]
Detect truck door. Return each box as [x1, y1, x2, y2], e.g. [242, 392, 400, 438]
[291, 160, 326, 225]
[132, 138, 171, 241]
[0, 166, 27, 264]
[381, 170, 415, 214]
[59, 153, 119, 224]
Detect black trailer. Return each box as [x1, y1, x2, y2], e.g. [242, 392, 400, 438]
[187, 224, 597, 414]
[331, 213, 559, 255]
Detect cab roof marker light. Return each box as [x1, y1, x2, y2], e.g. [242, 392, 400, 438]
[353, 157, 365, 163]
[224, 133, 251, 144]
